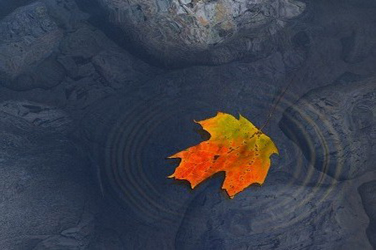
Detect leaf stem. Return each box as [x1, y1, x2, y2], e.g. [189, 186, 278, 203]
[259, 75, 296, 132]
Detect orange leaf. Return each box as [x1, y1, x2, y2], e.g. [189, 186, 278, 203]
[168, 112, 278, 198]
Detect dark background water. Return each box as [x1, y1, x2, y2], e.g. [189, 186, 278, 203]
[0, 0, 375, 249]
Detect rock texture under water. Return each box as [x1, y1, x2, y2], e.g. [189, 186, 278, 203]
[175, 173, 373, 250]
[0, 2, 63, 90]
[96, 0, 306, 66]
[279, 77, 376, 180]
[359, 180, 376, 249]
[0, 102, 99, 249]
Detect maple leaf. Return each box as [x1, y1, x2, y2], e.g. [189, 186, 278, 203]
[168, 112, 278, 198]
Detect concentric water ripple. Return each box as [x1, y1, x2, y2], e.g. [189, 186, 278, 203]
[102, 93, 219, 224]
[176, 88, 350, 234]
[86, 78, 349, 229]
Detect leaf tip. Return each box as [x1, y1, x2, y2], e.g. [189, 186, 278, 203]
[167, 174, 175, 179]
[167, 153, 181, 159]
[272, 144, 280, 155]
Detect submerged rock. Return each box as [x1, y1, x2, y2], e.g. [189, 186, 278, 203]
[279, 77, 376, 180]
[0, 103, 98, 249]
[175, 173, 372, 250]
[359, 180, 376, 249]
[0, 2, 63, 90]
[95, 0, 306, 66]
[0, 100, 73, 133]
